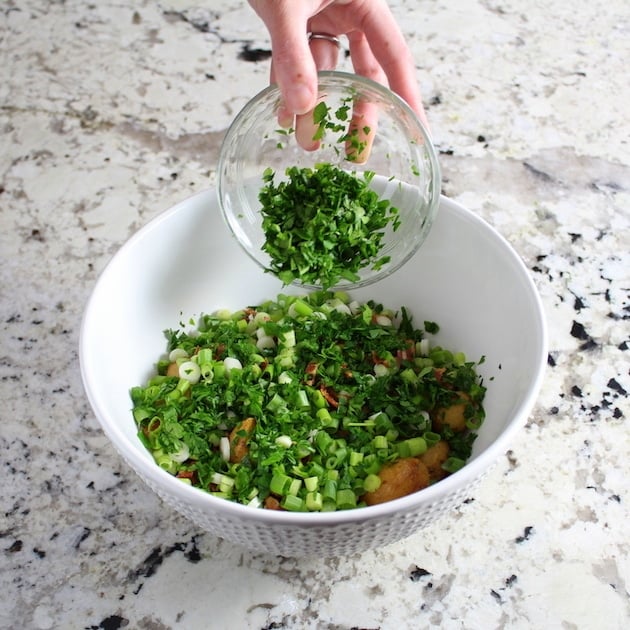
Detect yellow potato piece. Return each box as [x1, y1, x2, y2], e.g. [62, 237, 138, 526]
[363, 457, 430, 506]
[229, 417, 256, 463]
[166, 362, 179, 377]
[420, 440, 450, 481]
[432, 391, 470, 432]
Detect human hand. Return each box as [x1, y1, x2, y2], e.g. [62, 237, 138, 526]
[248, 0, 428, 152]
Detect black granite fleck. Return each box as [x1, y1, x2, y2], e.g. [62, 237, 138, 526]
[239, 43, 272, 62]
[410, 565, 432, 581]
[74, 527, 91, 550]
[127, 536, 204, 594]
[591, 180, 622, 192]
[505, 450, 519, 471]
[579, 339, 599, 351]
[607, 378, 627, 396]
[129, 546, 164, 584]
[570, 320, 590, 341]
[88, 614, 129, 630]
[573, 295, 586, 311]
[515, 526, 534, 543]
[163, 10, 216, 34]
[7, 540, 23, 553]
[523, 161, 553, 181]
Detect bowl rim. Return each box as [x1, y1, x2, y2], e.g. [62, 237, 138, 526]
[80, 190, 547, 527]
[216, 69, 442, 291]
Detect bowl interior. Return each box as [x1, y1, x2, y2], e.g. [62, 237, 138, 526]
[216, 71, 441, 290]
[81, 189, 547, 510]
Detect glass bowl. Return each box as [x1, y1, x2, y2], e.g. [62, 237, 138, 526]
[217, 71, 441, 290]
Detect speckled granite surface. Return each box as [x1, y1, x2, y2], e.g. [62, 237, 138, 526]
[1, 1, 629, 628]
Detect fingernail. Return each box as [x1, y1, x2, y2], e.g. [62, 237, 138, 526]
[287, 82, 315, 116]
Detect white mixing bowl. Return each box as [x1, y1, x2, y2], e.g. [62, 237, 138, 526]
[80, 189, 547, 557]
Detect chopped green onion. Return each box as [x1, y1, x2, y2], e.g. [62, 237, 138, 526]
[281, 494, 305, 511]
[288, 478, 302, 496]
[442, 457, 467, 473]
[305, 491, 323, 511]
[270, 472, 292, 496]
[323, 478, 337, 501]
[363, 473, 382, 493]
[295, 389, 310, 408]
[169, 348, 188, 362]
[275, 435, 293, 449]
[304, 476, 319, 492]
[406, 437, 427, 457]
[372, 435, 388, 450]
[154, 452, 176, 474]
[349, 451, 364, 466]
[336, 488, 357, 510]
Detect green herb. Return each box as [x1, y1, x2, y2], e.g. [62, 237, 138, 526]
[131, 291, 486, 512]
[259, 164, 400, 289]
[308, 95, 370, 159]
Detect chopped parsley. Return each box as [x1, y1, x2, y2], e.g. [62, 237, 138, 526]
[130, 291, 486, 512]
[259, 164, 400, 289]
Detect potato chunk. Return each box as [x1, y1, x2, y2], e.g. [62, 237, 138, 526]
[420, 440, 450, 481]
[431, 391, 470, 432]
[363, 457, 430, 506]
[166, 362, 179, 377]
[229, 417, 256, 463]
[264, 495, 282, 510]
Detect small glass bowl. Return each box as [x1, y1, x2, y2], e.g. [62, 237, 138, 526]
[217, 71, 441, 290]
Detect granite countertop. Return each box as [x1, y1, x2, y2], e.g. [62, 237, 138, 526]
[1, 1, 628, 628]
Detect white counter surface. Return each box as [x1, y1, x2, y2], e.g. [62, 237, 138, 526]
[1, 1, 628, 628]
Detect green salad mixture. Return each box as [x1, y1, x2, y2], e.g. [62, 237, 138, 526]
[130, 291, 486, 512]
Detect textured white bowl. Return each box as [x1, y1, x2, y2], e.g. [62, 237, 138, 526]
[80, 189, 547, 557]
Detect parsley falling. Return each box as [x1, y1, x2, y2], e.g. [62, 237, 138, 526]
[259, 164, 400, 289]
[130, 291, 486, 512]
[312, 99, 370, 160]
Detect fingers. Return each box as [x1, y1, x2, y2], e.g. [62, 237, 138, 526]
[344, 98, 378, 164]
[357, 0, 429, 130]
[346, 29, 387, 86]
[253, 1, 318, 116]
[250, 0, 428, 153]
[294, 34, 341, 150]
[343, 31, 383, 163]
[308, 32, 340, 71]
[295, 104, 323, 151]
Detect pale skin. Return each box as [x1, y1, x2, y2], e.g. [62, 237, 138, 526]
[248, 0, 428, 151]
